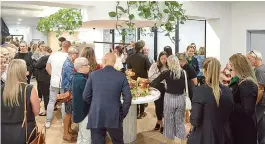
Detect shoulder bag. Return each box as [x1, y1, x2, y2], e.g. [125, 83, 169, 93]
[21, 83, 46, 144]
[56, 67, 72, 102]
[183, 70, 192, 110]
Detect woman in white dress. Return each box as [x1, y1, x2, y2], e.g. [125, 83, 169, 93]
[113, 46, 126, 72]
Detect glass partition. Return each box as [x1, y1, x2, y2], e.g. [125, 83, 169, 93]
[140, 27, 155, 60]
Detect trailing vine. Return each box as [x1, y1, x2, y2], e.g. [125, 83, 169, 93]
[109, 1, 188, 43]
[37, 8, 82, 37]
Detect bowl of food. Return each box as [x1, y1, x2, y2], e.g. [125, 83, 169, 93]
[125, 70, 135, 77]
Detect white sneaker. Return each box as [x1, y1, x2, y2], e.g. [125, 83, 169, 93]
[45, 122, 51, 128]
[62, 122, 64, 126]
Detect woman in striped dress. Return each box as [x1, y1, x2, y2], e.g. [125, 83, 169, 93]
[150, 55, 189, 144]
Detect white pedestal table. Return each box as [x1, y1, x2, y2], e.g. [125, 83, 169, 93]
[122, 88, 160, 143]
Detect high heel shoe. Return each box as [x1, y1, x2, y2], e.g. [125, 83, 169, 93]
[160, 127, 164, 134]
[154, 124, 161, 130]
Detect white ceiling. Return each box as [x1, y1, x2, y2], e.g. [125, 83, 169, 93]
[1, 1, 63, 27]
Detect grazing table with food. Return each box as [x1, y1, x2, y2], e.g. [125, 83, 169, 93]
[122, 70, 160, 143]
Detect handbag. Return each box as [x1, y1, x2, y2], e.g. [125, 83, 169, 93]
[56, 67, 72, 102]
[21, 83, 46, 144]
[183, 70, 192, 110]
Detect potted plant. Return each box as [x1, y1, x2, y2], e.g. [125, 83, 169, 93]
[108, 1, 188, 43]
[37, 8, 82, 37]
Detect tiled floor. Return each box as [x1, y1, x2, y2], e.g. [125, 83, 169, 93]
[33, 80, 187, 144]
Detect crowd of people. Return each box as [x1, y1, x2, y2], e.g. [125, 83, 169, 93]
[1, 34, 265, 144]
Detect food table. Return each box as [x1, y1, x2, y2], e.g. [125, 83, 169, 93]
[122, 88, 161, 143]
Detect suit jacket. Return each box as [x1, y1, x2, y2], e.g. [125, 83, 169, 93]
[83, 66, 132, 129]
[188, 84, 234, 144]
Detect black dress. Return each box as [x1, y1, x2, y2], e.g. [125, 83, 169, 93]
[188, 84, 234, 144]
[229, 79, 258, 144]
[14, 52, 33, 84]
[1, 83, 36, 144]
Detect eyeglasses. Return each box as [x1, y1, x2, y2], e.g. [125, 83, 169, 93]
[251, 50, 257, 58]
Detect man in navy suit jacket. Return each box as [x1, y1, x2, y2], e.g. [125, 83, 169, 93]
[83, 53, 132, 144]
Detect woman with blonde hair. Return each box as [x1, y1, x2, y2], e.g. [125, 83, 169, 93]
[80, 47, 101, 72]
[186, 45, 199, 74]
[1, 59, 40, 144]
[150, 55, 188, 143]
[229, 53, 258, 144]
[187, 57, 234, 144]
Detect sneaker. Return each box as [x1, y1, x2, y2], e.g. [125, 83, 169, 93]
[45, 122, 51, 128]
[62, 122, 64, 126]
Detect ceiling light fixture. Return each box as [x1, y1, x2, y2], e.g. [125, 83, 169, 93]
[21, 11, 26, 14]
[18, 18, 22, 21]
[17, 22, 20, 25]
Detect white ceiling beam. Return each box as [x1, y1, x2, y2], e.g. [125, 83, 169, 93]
[1, 1, 90, 9]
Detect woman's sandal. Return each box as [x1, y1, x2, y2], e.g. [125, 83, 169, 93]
[160, 127, 164, 134]
[38, 112, 46, 116]
[69, 129, 78, 135]
[154, 124, 161, 130]
[63, 135, 77, 142]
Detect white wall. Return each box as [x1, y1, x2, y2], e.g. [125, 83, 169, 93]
[182, 1, 232, 67]
[206, 19, 221, 60]
[8, 25, 48, 43]
[78, 28, 104, 62]
[9, 25, 31, 43]
[231, 2, 265, 55]
[179, 20, 205, 53]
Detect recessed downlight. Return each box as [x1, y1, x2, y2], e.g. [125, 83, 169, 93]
[18, 18, 22, 21]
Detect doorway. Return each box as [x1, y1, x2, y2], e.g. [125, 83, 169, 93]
[247, 30, 265, 61]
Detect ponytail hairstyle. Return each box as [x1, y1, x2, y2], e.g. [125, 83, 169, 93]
[203, 57, 221, 105]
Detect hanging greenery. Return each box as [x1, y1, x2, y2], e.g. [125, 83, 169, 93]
[37, 8, 82, 37]
[108, 1, 188, 43]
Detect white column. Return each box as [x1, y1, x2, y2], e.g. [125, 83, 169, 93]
[123, 104, 137, 143]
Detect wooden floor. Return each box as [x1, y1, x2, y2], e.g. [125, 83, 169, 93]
[33, 80, 187, 144]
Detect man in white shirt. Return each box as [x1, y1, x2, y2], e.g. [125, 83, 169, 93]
[45, 41, 71, 128]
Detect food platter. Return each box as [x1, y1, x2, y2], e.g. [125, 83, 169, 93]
[125, 70, 151, 100]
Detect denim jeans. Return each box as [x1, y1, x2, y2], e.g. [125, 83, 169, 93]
[46, 86, 65, 122]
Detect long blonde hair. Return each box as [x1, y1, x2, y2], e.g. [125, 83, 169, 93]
[203, 57, 221, 105]
[167, 55, 182, 79]
[80, 47, 98, 72]
[3, 59, 27, 107]
[229, 53, 258, 84]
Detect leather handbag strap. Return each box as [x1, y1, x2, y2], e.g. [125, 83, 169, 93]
[58, 64, 65, 89]
[21, 83, 29, 143]
[183, 70, 189, 97]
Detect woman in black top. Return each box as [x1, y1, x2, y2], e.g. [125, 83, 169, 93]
[14, 42, 33, 84]
[34, 46, 52, 116]
[1, 59, 40, 144]
[187, 57, 234, 144]
[229, 53, 258, 144]
[150, 55, 188, 144]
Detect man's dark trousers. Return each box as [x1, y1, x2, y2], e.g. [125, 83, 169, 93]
[91, 126, 124, 144]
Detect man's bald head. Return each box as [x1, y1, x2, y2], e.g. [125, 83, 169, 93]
[102, 53, 116, 67]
